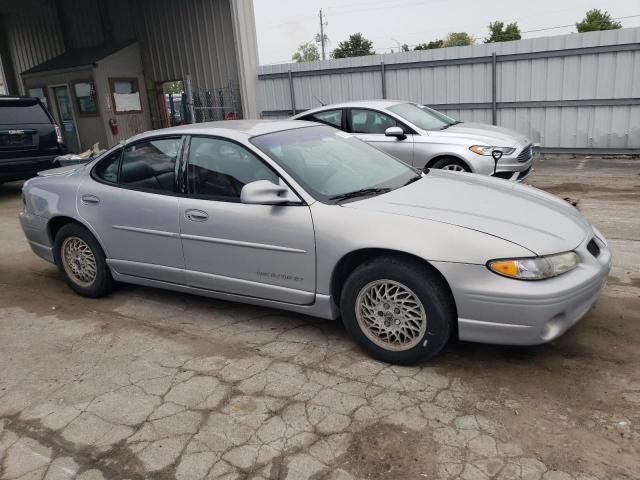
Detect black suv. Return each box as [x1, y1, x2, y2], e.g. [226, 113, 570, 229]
[0, 96, 66, 183]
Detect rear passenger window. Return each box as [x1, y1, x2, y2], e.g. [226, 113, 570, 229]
[306, 109, 342, 129]
[120, 138, 180, 192]
[94, 149, 122, 183]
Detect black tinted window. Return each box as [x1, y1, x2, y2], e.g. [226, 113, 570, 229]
[349, 109, 399, 134]
[308, 109, 342, 128]
[120, 138, 180, 192]
[188, 137, 278, 202]
[94, 150, 122, 183]
[0, 101, 51, 125]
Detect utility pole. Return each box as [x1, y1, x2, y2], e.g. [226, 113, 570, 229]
[319, 9, 327, 60]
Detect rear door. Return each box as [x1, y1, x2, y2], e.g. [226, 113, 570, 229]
[178, 135, 316, 305]
[77, 137, 185, 284]
[347, 108, 414, 164]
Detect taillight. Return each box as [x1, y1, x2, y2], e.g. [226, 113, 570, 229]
[54, 124, 63, 144]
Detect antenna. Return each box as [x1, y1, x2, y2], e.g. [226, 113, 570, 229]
[312, 94, 326, 106]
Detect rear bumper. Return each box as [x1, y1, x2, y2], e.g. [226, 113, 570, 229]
[19, 210, 54, 263]
[432, 234, 611, 346]
[0, 155, 58, 182]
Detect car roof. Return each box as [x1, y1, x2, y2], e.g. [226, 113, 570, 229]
[0, 96, 41, 105]
[128, 119, 321, 143]
[292, 100, 408, 117]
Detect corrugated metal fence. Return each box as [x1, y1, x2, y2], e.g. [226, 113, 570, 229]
[258, 27, 640, 154]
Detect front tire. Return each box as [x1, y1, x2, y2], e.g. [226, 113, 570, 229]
[53, 223, 115, 298]
[431, 157, 470, 172]
[340, 256, 455, 365]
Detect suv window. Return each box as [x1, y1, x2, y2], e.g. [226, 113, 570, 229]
[0, 99, 51, 124]
[120, 138, 180, 192]
[306, 109, 342, 128]
[187, 137, 278, 202]
[94, 149, 122, 183]
[349, 109, 399, 134]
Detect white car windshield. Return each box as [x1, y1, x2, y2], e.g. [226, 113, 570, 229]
[388, 103, 459, 130]
[251, 125, 420, 203]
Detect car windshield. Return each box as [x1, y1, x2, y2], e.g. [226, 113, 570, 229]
[388, 103, 458, 130]
[251, 125, 419, 203]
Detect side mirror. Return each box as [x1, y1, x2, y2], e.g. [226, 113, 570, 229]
[385, 126, 406, 140]
[240, 180, 297, 205]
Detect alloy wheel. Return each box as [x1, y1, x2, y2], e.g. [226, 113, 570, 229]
[355, 279, 427, 351]
[61, 236, 97, 287]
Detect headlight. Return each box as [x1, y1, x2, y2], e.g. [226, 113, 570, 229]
[469, 145, 516, 156]
[487, 252, 579, 280]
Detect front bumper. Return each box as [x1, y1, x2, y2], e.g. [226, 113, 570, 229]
[432, 233, 611, 346]
[0, 155, 57, 182]
[469, 147, 535, 182]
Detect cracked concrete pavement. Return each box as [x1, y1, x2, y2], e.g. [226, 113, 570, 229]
[1, 157, 639, 479]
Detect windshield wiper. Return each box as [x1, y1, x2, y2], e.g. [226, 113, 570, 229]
[403, 174, 423, 186]
[329, 187, 392, 202]
[440, 120, 462, 130]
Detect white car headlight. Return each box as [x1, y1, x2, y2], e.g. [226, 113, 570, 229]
[469, 145, 516, 156]
[487, 252, 579, 280]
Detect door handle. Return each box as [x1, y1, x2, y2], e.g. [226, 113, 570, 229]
[185, 209, 209, 222]
[81, 194, 100, 205]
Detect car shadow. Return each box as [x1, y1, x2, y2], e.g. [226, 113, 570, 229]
[0, 181, 24, 199]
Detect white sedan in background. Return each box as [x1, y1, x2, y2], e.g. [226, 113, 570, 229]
[293, 100, 534, 181]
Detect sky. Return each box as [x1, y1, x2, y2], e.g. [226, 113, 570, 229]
[253, 0, 640, 64]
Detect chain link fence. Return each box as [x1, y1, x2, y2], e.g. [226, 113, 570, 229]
[185, 80, 243, 124]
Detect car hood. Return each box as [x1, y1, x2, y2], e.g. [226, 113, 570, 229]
[345, 170, 591, 256]
[430, 122, 529, 148]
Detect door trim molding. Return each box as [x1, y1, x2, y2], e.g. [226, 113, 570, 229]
[180, 233, 307, 254]
[112, 225, 180, 238]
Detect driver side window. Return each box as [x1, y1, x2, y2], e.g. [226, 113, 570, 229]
[349, 109, 399, 134]
[187, 137, 279, 202]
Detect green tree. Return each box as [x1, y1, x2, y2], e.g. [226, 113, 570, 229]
[164, 81, 184, 95]
[292, 42, 320, 63]
[443, 32, 474, 47]
[414, 39, 444, 50]
[331, 33, 375, 59]
[485, 21, 521, 43]
[576, 9, 622, 33]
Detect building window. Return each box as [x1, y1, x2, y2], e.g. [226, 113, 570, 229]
[110, 77, 142, 114]
[73, 81, 98, 115]
[28, 87, 49, 109]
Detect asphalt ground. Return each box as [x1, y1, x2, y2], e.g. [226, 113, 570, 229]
[0, 156, 638, 480]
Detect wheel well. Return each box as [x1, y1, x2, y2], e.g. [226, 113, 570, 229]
[425, 155, 469, 171]
[47, 216, 80, 244]
[330, 248, 458, 321]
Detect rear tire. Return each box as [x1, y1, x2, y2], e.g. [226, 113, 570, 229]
[431, 157, 470, 172]
[340, 256, 455, 365]
[53, 223, 115, 298]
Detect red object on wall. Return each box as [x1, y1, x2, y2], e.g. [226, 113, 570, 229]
[109, 118, 119, 135]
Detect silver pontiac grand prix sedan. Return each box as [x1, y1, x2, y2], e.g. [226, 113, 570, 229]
[292, 100, 534, 181]
[20, 120, 611, 364]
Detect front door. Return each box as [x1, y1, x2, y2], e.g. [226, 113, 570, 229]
[347, 108, 414, 164]
[51, 85, 80, 153]
[77, 137, 185, 284]
[179, 136, 316, 305]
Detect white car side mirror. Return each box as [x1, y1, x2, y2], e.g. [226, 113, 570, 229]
[240, 180, 300, 205]
[385, 126, 406, 140]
